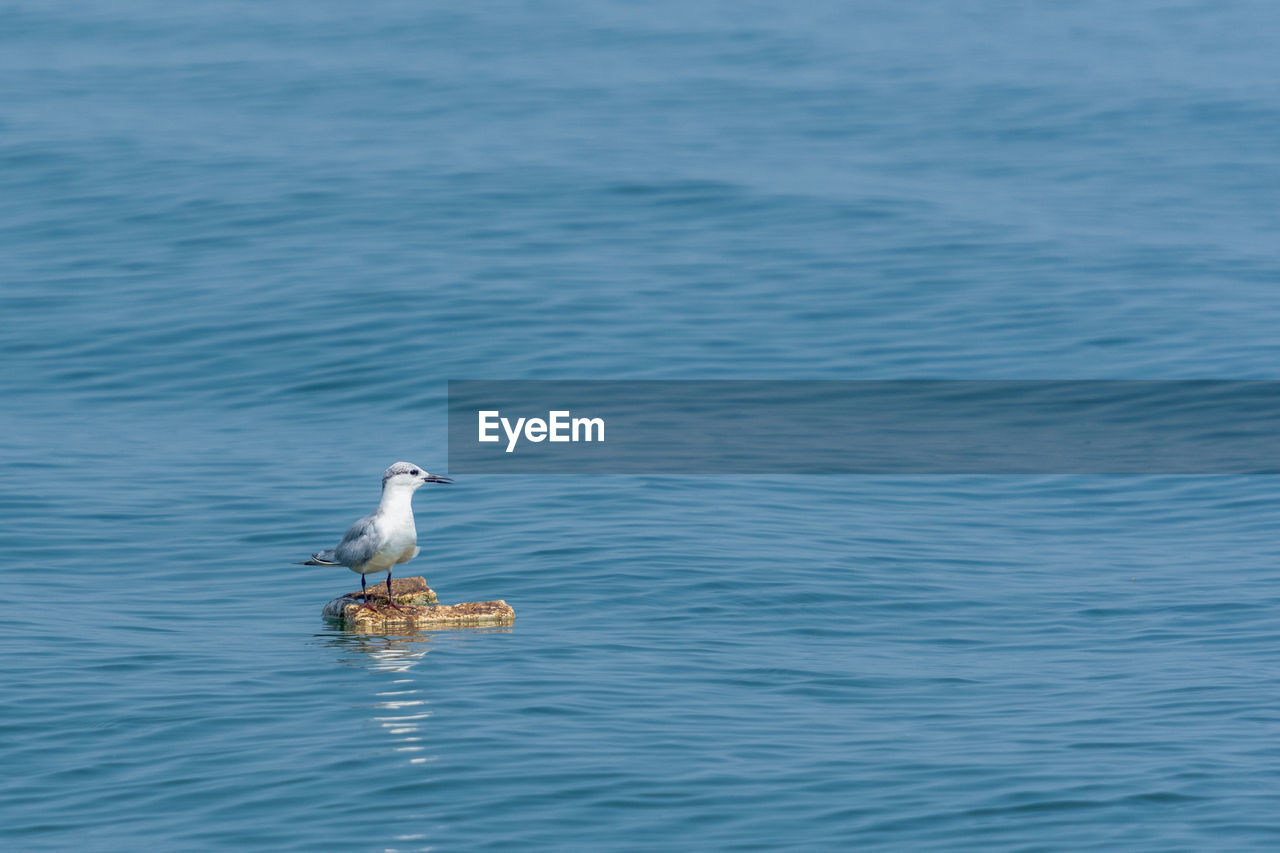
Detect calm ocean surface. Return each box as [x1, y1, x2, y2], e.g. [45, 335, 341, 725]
[4, 2, 1280, 850]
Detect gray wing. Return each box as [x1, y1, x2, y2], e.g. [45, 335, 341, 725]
[332, 513, 381, 568]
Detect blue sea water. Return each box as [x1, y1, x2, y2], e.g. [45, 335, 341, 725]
[3, 1, 1280, 849]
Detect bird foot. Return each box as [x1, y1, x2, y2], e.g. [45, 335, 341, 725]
[349, 593, 402, 612]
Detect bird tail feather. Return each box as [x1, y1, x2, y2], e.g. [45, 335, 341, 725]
[297, 549, 341, 566]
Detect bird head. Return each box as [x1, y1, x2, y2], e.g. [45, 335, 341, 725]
[381, 461, 454, 491]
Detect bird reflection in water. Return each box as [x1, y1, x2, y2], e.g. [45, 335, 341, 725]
[313, 628, 511, 767]
[316, 631, 435, 764]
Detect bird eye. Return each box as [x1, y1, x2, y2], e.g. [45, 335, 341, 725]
[410, 469, 420, 476]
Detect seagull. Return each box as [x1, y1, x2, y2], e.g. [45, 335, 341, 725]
[299, 462, 453, 607]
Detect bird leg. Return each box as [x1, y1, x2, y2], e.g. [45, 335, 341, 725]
[361, 574, 369, 604]
[382, 571, 407, 612]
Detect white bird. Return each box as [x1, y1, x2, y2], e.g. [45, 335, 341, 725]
[299, 461, 453, 607]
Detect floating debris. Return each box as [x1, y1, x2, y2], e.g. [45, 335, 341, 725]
[322, 576, 515, 632]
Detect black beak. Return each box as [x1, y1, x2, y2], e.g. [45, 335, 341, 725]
[423, 474, 453, 484]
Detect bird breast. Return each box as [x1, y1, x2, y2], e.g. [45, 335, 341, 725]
[375, 519, 418, 565]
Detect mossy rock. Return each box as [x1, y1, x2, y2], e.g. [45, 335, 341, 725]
[322, 576, 515, 632]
